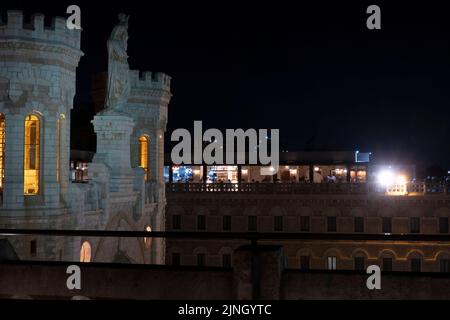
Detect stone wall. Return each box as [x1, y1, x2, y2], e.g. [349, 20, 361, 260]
[166, 192, 450, 271]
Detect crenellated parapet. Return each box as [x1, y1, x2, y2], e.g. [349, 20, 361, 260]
[128, 70, 171, 107]
[0, 10, 84, 211]
[0, 10, 83, 110]
[0, 10, 81, 51]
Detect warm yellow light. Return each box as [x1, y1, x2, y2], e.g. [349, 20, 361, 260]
[314, 167, 320, 172]
[139, 136, 149, 181]
[80, 241, 91, 262]
[241, 169, 248, 175]
[144, 225, 152, 248]
[24, 114, 40, 195]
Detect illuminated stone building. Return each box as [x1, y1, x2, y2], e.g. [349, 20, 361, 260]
[165, 152, 450, 273]
[0, 11, 170, 264]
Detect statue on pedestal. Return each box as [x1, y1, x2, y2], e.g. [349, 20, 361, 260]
[105, 13, 130, 111]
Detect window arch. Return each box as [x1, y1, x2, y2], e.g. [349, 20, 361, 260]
[139, 135, 150, 181]
[0, 113, 5, 191]
[80, 241, 91, 262]
[24, 114, 40, 195]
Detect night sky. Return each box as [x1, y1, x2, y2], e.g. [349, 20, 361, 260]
[3, 1, 450, 174]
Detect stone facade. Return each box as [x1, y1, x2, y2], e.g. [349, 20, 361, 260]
[166, 188, 450, 272]
[0, 11, 171, 264]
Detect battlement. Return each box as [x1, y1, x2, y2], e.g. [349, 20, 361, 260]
[129, 70, 171, 92]
[0, 10, 81, 50]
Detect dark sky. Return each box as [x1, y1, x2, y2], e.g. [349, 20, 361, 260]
[3, 1, 450, 171]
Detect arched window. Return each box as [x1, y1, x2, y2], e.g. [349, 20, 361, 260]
[139, 135, 150, 181]
[80, 241, 91, 262]
[24, 115, 40, 195]
[0, 114, 5, 191]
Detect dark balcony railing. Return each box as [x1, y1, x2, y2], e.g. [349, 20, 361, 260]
[166, 182, 374, 194]
[165, 182, 442, 195]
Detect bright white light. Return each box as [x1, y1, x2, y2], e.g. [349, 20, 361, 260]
[269, 166, 275, 172]
[314, 167, 320, 172]
[396, 175, 407, 184]
[377, 170, 394, 186]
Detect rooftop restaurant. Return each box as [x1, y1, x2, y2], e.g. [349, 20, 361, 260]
[69, 149, 440, 195]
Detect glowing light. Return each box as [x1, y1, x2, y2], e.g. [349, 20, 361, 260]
[314, 167, 319, 172]
[377, 170, 394, 186]
[396, 175, 407, 184]
[144, 225, 152, 248]
[241, 169, 248, 174]
[80, 241, 91, 262]
[139, 136, 149, 181]
[24, 114, 40, 195]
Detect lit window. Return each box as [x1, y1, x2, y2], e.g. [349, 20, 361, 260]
[80, 241, 91, 262]
[327, 256, 337, 270]
[0, 113, 4, 191]
[144, 225, 152, 248]
[24, 115, 40, 195]
[139, 136, 149, 181]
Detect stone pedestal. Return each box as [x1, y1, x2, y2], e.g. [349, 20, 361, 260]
[91, 109, 135, 193]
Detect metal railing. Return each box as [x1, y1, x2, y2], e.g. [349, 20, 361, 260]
[166, 182, 449, 195]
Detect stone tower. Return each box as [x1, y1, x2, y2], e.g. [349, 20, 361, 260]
[0, 11, 170, 265]
[0, 11, 83, 211]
